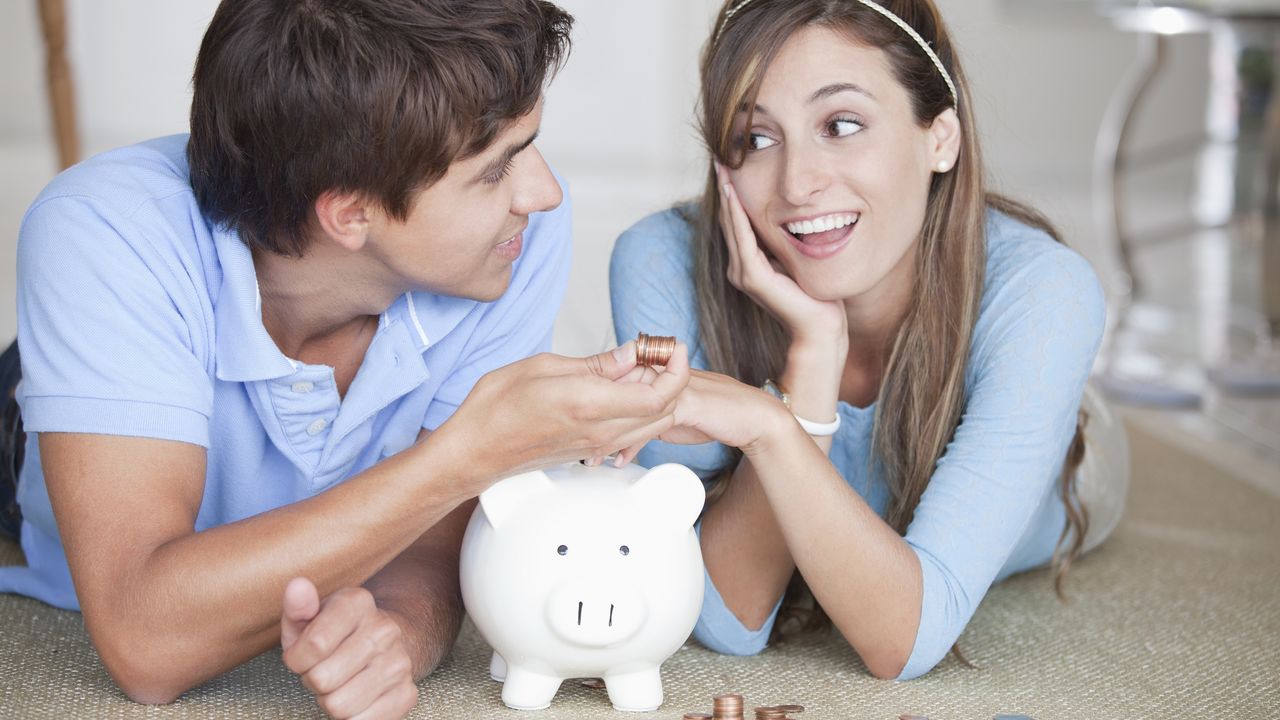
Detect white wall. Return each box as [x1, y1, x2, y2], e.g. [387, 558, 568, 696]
[0, 0, 1207, 355]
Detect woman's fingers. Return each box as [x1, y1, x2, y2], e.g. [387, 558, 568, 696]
[721, 179, 775, 292]
[715, 162, 744, 282]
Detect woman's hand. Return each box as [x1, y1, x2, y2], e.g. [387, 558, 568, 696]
[612, 367, 793, 465]
[715, 162, 847, 347]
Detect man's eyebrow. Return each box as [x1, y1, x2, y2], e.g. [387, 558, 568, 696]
[735, 83, 875, 119]
[476, 131, 539, 181]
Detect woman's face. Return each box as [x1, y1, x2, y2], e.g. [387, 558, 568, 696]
[726, 25, 958, 303]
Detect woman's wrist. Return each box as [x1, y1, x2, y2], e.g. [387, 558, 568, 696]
[741, 395, 803, 459]
[781, 339, 845, 423]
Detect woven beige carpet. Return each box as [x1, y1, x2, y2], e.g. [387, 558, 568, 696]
[2, 421, 1277, 719]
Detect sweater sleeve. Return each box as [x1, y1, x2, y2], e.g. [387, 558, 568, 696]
[898, 246, 1106, 679]
[610, 209, 778, 653]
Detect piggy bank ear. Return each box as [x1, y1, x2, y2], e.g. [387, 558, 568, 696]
[628, 463, 706, 530]
[479, 470, 555, 530]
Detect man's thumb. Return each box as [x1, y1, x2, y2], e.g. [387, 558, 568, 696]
[584, 341, 637, 380]
[280, 576, 321, 650]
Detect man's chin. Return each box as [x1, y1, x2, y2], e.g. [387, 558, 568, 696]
[461, 269, 513, 303]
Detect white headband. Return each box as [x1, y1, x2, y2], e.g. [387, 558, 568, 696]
[713, 0, 959, 108]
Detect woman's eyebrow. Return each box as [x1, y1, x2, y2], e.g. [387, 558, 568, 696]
[737, 82, 877, 118]
[810, 82, 876, 103]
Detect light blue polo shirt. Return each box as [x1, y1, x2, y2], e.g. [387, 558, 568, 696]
[0, 134, 572, 610]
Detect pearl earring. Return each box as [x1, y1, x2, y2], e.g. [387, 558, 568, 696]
[936, 160, 951, 173]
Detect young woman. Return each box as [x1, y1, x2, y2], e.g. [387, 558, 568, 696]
[608, 0, 1129, 680]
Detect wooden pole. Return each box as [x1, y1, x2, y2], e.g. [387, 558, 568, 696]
[37, 0, 79, 170]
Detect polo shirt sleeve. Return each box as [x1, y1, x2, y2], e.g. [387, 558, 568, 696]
[17, 194, 212, 447]
[422, 185, 573, 430]
[897, 247, 1106, 679]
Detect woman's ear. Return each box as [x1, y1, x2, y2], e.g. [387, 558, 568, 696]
[314, 190, 372, 252]
[927, 107, 961, 173]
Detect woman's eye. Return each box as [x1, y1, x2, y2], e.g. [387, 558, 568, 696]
[747, 132, 778, 151]
[827, 118, 863, 138]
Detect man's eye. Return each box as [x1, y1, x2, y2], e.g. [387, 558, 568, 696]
[483, 160, 514, 185]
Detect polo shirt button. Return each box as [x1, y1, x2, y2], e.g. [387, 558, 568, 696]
[306, 418, 328, 436]
[291, 381, 315, 393]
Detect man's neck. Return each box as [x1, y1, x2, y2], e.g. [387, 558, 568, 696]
[252, 244, 391, 362]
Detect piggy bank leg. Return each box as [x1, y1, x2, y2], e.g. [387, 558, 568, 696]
[500, 665, 563, 711]
[603, 667, 663, 712]
[489, 651, 507, 682]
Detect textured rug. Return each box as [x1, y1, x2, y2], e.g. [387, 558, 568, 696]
[1, 421, 1277, 720]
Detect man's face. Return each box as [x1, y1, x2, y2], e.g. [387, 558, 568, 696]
[364, 99, 562, 302]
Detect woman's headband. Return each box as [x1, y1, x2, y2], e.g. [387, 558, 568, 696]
[713, 0, 959, 108]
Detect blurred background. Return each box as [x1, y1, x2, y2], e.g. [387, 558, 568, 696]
[1, 0, 1275, 483]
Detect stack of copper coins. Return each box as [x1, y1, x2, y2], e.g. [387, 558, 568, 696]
[754, 706, 805, 719]
[712, 693, 744, 720]
[684, 693, 803, 718]
[635, 332, 676, 367]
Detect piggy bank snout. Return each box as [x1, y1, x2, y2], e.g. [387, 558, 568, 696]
[545, 577, 648, 648]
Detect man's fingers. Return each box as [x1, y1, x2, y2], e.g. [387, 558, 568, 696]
[301, 614, 401, 696]
[617, 364, 659, 386]
[348, 681, 419, 720]
[281, 577, 321, 651]
[646, 343, 690, 405]
[284, 588, 373, 676]
[318, 652, 414, 720]
[581, 341, 637, 381]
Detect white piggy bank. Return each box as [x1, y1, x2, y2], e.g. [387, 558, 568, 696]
[459, 461, 706, 712]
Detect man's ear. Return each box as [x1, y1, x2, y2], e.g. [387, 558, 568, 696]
[927, 107, 962, 172]
[314, 190, 372, 252]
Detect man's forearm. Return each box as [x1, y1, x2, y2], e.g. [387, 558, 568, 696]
[46, 431, 477, 702]
[365, 500, 475, 679]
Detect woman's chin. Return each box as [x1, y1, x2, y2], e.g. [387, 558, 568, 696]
[796, 274, 863, 303]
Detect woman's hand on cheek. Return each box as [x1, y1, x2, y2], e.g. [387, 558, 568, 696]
[715, 161, 847, 346]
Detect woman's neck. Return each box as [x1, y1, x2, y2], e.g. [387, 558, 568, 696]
[839, 246, 918, 408]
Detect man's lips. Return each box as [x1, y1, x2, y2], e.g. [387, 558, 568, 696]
[494, 232, 523, 260]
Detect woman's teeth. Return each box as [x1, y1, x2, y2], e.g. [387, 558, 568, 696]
[785, 213, 859, 236]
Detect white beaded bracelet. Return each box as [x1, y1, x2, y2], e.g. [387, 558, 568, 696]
[761, 379, 842, 437]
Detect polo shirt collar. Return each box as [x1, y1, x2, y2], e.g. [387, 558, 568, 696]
[213, 227, 297, 382]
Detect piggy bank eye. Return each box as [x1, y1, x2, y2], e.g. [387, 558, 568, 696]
[557, 544, 568, 556]
[619, 545, 630, 556]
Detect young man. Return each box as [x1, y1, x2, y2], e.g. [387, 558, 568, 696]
[0, 1, 688, 718]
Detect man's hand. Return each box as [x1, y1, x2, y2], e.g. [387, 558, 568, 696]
[433, 341, 690, 491]
[282, 578, 419, 720]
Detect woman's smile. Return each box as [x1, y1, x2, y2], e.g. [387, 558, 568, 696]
[781, 211, 860, 259]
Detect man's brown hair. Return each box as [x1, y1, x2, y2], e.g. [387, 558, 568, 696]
[188, 0, 572, 256]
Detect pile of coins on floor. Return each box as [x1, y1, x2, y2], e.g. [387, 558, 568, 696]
[680, 692, 804, 719]
[635, 332, 677, 367]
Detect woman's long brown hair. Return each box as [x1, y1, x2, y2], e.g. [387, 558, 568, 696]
[690, 0, 1090, 642]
